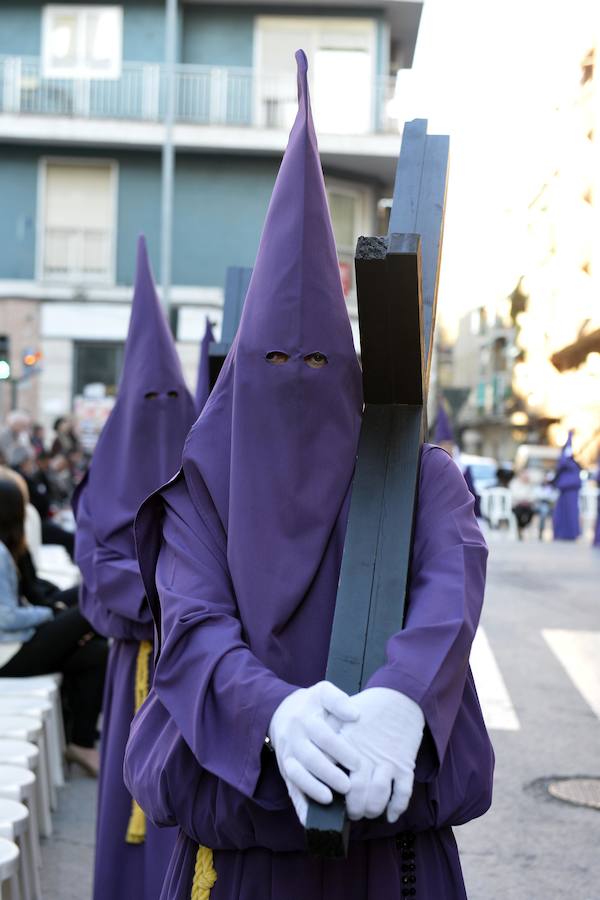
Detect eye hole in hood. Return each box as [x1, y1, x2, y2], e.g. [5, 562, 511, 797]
[265, 351, 290, 365]
[304, 352, 328, 369]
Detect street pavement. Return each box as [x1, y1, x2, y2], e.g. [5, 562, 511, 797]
[457, 531, 600, 900]
[40, 531, 600, 899]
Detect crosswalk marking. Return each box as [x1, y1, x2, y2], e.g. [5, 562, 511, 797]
[470, 628, 521, 731]
[542, 629, 600, 719]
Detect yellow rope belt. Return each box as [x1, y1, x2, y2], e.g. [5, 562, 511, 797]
[191, 845, 217, 900]
[125, 639, 153, 845]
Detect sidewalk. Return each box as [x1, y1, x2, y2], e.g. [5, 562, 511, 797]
[41, 767, 96, 899]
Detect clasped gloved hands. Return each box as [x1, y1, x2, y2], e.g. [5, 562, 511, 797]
[269, 683, 424, 826]
[268, 681, 361, 825]
[336, 687, 425, 823]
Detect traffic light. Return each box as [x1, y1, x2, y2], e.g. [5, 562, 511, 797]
[22, 348, 42, 369]
[0, 336, 10, 381]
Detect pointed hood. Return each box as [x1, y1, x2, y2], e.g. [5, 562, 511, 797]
[194, 316, 215, 415]
[434, 402, 454, 444]
[75, 237, 196, 620]
[181, 51, 363, 681]
[559, 429, 574, 461]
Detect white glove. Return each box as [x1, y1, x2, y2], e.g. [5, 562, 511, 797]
[268, 681, 361, 826]
[337, 687, 425, 823]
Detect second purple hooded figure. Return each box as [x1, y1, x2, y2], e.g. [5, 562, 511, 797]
[74, 237, 196, 900]
[552, 431, 582, 541]
[125, 53, 493, 900]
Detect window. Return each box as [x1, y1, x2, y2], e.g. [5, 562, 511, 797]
[326, 180, 372, 301]
[42, 5, 123, 79]
[74, 340, 124, 397]
[255, 17, 376, 134]
[40, 159, 117, 284]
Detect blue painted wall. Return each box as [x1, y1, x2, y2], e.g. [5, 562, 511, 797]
[115, 154, 162, 284]
[182, 7, 255, 67]
[0, 1, 42, 56]
[0, 0, 164, 61]
[0, 2, 386, 74]
[0, 145, 379, 289]
[0, 148, 38, 279]
[172, 155, 278, 285]
[122, 0, 165, 63]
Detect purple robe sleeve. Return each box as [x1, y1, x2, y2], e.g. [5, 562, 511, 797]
[366, 446, 488, 774]
[152, 474, 297, 799]
[75, 481, 151, 640]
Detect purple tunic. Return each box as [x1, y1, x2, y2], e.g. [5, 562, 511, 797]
[593, 463, 600, 548]
[195, 317, 214, 415]
[552, 460, 581, 542]
[74, 237, 196, 899]
[124, 52, 493, 900]
[125, 447, 492, 899]
[433, 404, 454, 445]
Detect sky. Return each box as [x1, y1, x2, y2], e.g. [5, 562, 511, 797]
[395, 0, 599, 334]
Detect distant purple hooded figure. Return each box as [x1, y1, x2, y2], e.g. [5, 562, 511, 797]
[433, 402, 454, 446]
[74, 237, 196, 900]
[195, 317, 215, 415]
[593, 455, 600, 548]
[552, 430, 582, 541]
[124, 52, 493, 900]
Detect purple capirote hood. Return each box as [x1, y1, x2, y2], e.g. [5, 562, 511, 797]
[76, 235, 196, 555]
[434, 403, 454, 444]
[194, 316, 215, 415]
[180, 50, 363, 669]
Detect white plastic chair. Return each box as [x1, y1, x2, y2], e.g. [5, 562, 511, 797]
[481, 487, 517, 535]
[0, 836, 20, 900]
[0, 799, 39, 900]
[0, 722, 50, 839]
[0, 747, 39, 873]
[24, 508, 42, 572]
[0, 702, 57, 813]
[0, 685, 64, 793]
[580, 483, 599, 537]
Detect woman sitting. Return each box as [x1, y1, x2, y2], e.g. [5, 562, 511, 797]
[0, 476, 108, 775]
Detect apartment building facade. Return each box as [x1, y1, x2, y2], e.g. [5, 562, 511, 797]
[0, 0, 423, 424]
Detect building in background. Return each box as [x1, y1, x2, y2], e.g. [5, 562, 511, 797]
[448, 301, 518, 461]
[0, 0, 423, 425]
[512, 42, 600, 467]
[444, 40, 600, 467]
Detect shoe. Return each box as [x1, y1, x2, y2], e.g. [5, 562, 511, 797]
[65, 743, 100, 777]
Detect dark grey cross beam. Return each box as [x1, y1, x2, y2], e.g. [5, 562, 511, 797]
[208, 266, 252, 388]
[305, 119, 449, 858]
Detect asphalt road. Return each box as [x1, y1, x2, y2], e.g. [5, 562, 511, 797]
[41, 532, 600, 899]
[456, 532, 600, 900]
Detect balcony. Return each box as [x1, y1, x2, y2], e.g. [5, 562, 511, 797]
[42, 227, 113, 284]
[0, 55, 399, 136]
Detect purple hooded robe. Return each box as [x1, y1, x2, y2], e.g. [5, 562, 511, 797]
[433, 403, 454, 445]
[593, 458, 600, 548]
[552, 432, 581, 541]
[124, 53, 494, 900]
[195, 317, 215, 415]
[74, 237, 196, 899]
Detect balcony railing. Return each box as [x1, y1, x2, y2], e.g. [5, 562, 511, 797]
[0, 55, 399, 135]
[43, 226, 113, 283]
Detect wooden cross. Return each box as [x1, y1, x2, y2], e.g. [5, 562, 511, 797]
[305, 119, 449, 858]
[208, 266, 252, 388]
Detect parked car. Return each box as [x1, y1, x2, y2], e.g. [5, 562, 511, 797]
[513, 444, 560, 486]
[458, 454, 498, 496]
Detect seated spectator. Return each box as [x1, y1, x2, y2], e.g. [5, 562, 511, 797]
[14, 451, 75, 559]
[0, 476, 107, 776]
[30, 424, 46, 458]
[51, 416, 81, 459]
[0, 411, 33, 468]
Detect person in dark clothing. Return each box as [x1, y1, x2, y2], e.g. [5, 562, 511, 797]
[18, 547, 79, 611]
[0, 477, 107, 775]
[16, 452, 76, 559]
